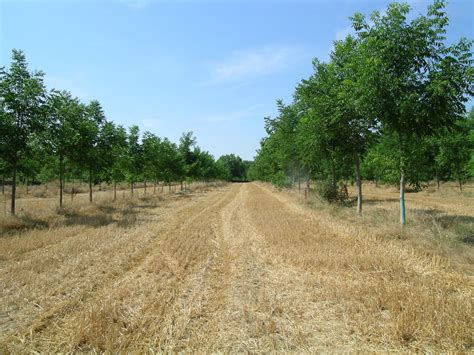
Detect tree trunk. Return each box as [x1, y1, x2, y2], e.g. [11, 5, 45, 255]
[161, 182, 164, 193]
[153, 180, 156, 194]
[297, 167, 301, 192]
[89, 170, 93, 203]
[71, 179, 74, 201]
[1, 174, 4, 195]
[330, 159, 337, 190]
[399, 138, 407, 226]
[26, 178, 29, 195]
[59, 155, 64, 208]
[435, 169, 440, 190]
[11, 162, 17, 215]
[131, 181, 134, 196]
[306, 178, 310, 198]
[355, 155, 362, 215]
[459, 179, 463, 192]
[400, 169, 406, 225]
[168, 183, 171, 192]
[144, 180, 147, 196]
[114, 181, 117, 201]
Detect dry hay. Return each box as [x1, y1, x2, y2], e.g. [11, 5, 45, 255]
[0, 182, 472, 352]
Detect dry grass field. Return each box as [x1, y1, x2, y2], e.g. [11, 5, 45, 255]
[0, 182, 472, 352]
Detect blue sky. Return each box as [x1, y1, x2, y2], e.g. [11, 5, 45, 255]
[1, 0, 473, 160]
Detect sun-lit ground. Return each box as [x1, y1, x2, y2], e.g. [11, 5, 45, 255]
[0, 181, 472, 352]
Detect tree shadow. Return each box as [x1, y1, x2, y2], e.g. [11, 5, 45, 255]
[363, 197, 399, 206]
[436, 215, 474, 245]
[98, 205, 119, 214]
[19, 215, 49, 229]
[116, 207, 141, 228]
[172, 191, 194, 199]
[412, 208, 474, 246]
[0, 215, 49, 236]
[63, 211, 117, 228]
[344, 197, 398, 208]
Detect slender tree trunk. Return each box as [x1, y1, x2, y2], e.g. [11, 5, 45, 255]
[131, 181, 134, 196]
[459, 179, 463, 192]
[153, 180, 156, 194]
[330, 159, 337, 190]
[399, 139, 407, 226]
[59, 155, 64, 208]
[26, 178, 29, 195]
[71, 179, 74, 201]
[400, 169, 406, 225]
[306, 178, 311, 198]
[89, 170, 93, 203]
[161, 182, 164, 193]
[114, 181, 117, 201]
[297, 166, 301, 192]
[144, 180, 147, 196]
[436, 175, 440, 190]
[355, 155, 362, 215]
[11, 161, 17, 215]
[168, 183, 171, 192]
[1, 174, 4, 195]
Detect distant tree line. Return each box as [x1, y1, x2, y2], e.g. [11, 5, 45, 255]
[0, 50, 249, 215]
[248, 1, 473, 225]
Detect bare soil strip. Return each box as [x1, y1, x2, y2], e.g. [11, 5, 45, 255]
[0, 183, 472, 352]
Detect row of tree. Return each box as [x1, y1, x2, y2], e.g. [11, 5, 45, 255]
[0, 50, 249, 215]
[249, 0, 473, 224]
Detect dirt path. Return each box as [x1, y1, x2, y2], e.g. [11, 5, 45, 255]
[0, 183, 472, 352]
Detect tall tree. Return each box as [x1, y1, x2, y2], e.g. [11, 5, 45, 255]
[178, 131, 197, 189]
[160, 138, 181, 190]
[142, 131, 162, 194]
[0, 49, 47, 215]
[96, 121, 127, 198]
[126, 125, 143, 195]
[47, 90, 83, 208]
[107, 125, 128, 200]
[217, 154, 248, 182]
[330, 36, 375, 214]
[70, 100, 103, 203]
[296, 60, 351, 193]
[433, 116, 473, 191]
[352, 0, 473, 224]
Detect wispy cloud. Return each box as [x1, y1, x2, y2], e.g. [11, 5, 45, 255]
[141, 117, 162, 129]
[194, 104, 264, 123]
[138, 105, 263, 131]
[208, 45, 307, 85]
